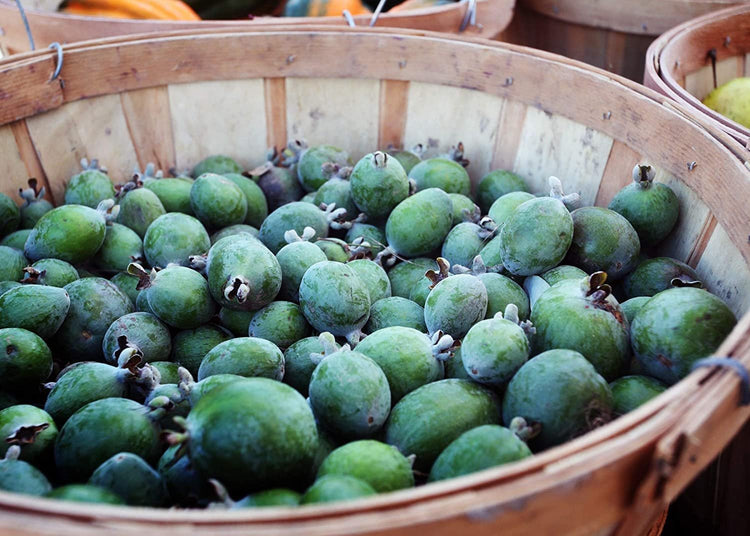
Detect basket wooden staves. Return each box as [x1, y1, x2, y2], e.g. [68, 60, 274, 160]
[0, 26, 749, 535]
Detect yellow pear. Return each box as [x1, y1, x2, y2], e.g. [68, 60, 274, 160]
[702, 77, 750, 129]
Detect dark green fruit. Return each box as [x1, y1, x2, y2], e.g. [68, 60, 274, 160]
[150, 361, 180, 384]
[488, 191, 535, 227]
[192, 155, 243, 177]
[283, 336, 338, 397]
[300, 475, 376, 504]
[143, 213, 210, 268]
[94, 222, 145, 273]
[387, 258, 437, 299]
[385, 188, 453, 258]
[233, 489, 301, 508]
[259, 202, 329, 254]
[210, 224, 259, 245]
[117, 187, 166, 238]
[364, 297, 427, 333]
[388, 147, 421, 174]
[223, 173, 268, 228]
[345, 223, 387, 256]
[443, 346, 471, 380]
[46, 484, 124, 504]
[424, 273, 488, 338]
[0, 284, 70, 339]
[102, 312, 171, 364]
[64, 164, 115, 208]
[110, 272, 140, 304]
[0, 192, 20, 237]
[317, 440, 414, 492]
[623, 257, 701, 298]
[477, 170, 529, 214]
[610, 375, 667, 415]
[190, 174, 248, 230]
[248, 301, 310, 350]
[25, 204, 107, 263]
[1, 229, 32, 250]
[441, 222, 492, 269]
[182, 374, 246, 407]
[315, 238, 349, 262]
[0, 281, 21, 296]
[621, 296, 651, 324]
[144, 177, 194, 215]
[448, 194, 479, 226]
[0, 405, 57, 463]
[276, 231, 328, 302]
[197, 337, 284, 381]
[0, 446, 51, 496]
[296, 144, 351, 192]
[350, 152, 409, 221]
[478, 272, 529, 319]
[251, 163, 304, 212]
[0, 328, 52, 392]
[0, 246, 26, 282]
[172, 324, 232, 377]
[540, 265, 588, 286]
[408, 158, 470, 195]
[20, 187, 53, 229]
[218, 308, 255, 337]
[314, 178, 357, 219]
[138, 265, 216, 329]
[347, 259, 391, 303]
[158, 445, 213, 507]
[89, 452, 167, 506]
[24, 258, 79, 288]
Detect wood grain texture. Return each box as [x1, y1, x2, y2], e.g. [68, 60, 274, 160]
[169, 79, 268, 173]
[695, 223, 750, 316]
[594, 141, 641, 206]
[120, 86, 176, 174]
[683, 56, 743, 100]
[0, 125, 29, 204]
[264, 78, 287, 151]
[490, 99, 527, 171]
[378, 80, 409, 150]
[9, 120, 53, 206]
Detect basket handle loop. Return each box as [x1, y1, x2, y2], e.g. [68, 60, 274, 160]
[13, 0, 36, 51]
[459, 0, 477, 32]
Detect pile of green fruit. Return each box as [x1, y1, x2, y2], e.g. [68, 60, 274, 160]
[0, 141, 737, 508]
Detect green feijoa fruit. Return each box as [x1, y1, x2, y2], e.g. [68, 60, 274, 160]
[235, 489, 301, 508]
[117, 188, 166, 239]
[198, 337, 284, 381]
[20, 196, 53, 231]
[144, 177, 194, 215]
[172, 324, 232, 377]
[355, 327, 443, 403]
[297, 145, 351, 192]
[424, 274, 488, 338]
[477, 170, 529, 214]
[487, 191, 535, 227]
[387, 258, 437, 299]
[248, 301, 310, 350]
[25, 204, 107, 263]
[299, 262, 370, 341]
[0, 285, 70, 338]
[301, 475, 376, 504]
[428, 424, 531, 482]
[89, 452, 167, 506]
[192, 155, 243, 177]
[0, 246, 26, 282]
[253, 164, 304, 212]
[55, 277, 134, 362]
[386, 188, 453, 258]
[276, 239, 328, 302]
[0, 193, 20, 237]
[610, 375, 667, 415]
[64, 169, 115, 208]
[443, 346, 470, 380]
[93, 223, 144, 273]
[408, 158, 470, 195]
[478, 234, 503, 268]
[477, 272, 529, 320]
[310, 429, 337, 479]
[345, 223, 387, 256]
[503, 349, 614, 450]
[283, 336, 338, 397]
[315, 238, 349, 262]
[317, 440, 414, 492]
[347, 259, 391, 304]
[46, 484, 124, 504]
[190, 174, 248, 230]
[441, 222, 489, 269]
[210, 224, 259, 245]
[350, 152, 409, 221]
[183, 374, 246, 407]
[143, 213, 210, 269]
[0, 282, 20, 296]
[1, 229, 32, 250]
[0, 405, 57, 463]
[0, 446, 51, 495]
[620, 296, 651, 324]
[309, 346, 391, 440]
[149, 361, 180, 385]
[184, 378, 318, 493]
[102, 312, 171, 364]
[531, 275, 629, 381]
[110, 272, 140, 304]
[158, 445, 213, 507]
[218, 308, 255, 338]
[364, 297, 427, 333]
[0, 328, 52, 392]
[540, 265, 588, 286]
[222, 173, 269, 228]
[24, 258, 79, 288]
[135, 287, 154, 314]
[207, 235, 282, 311]
[389, 148, 421, 175]
[631, 288, 736, 385]
[143, 265, 216, 329]
[566, 207, 640, 280]
[448, 194, 479, 226]
[623, 257, 701, 298]
[385, 379, 501, 472]
[314, 178, 357, 218]
[608, 165, 679, 247]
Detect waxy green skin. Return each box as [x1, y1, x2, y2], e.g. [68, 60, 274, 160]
[145, 266, 216, 329]
[150, 361, 180, 384]
[408, 158, 470, 195]
[531, 278, 629, 381]
[631, 288, 736, 385]
[478, 273, 529, 319]
[276, 240, 328, 302]
[20, 198, 54, 230]
[0, 454, 51, 496]
[316, 239, 350, 262]
[448, 194, 478, 226]
[25, 205, 106, 263]
[248, 301, 311, 350]
[55, 398, 162, 482]
[385, 379, 501, 472]
[620, 297, 651, 324]
[207, 235, 282, 311]
[0, 193, 20, 237]
[1, 229, 31, 250]
[441, 222, 489, 269]
[192, 155, 243, 177]
[198, 337, 285, 381]
[348, 260, 392, 304]
[190, 174, 247, 230]
[365, 297, 427, 333]
[309, 350, 391, 440]
[283, 337, 338, 397]
[218, 308, 255, 337]
[255, 165, 304, 212]
[260, 202, 329, 254]
[609, 181, 678, 247]
[566, 207, 640, 280]
[610, 375, 666, 415]
[64, 170, 115, 208]
[318, 440, 414, 492]
[0, 329, 52, 392]
[0, 281, 20, 297]
[301, 475, 376, 504]
[477, 170, 529, 214]
[144, 177, 194, 215]
[478, 234, 503, 268]
[428, 425, 531, 482]
[389, 150, 421, 175]
[387, 258, 437, 299]
[46, 484, 123, 504]
[234, 489, 301, 508]
[29, 259, 79, 287]
[424, 274, 488, 338]
[408, 275, 432, 307]
[93, 223, 144, 273]
[0, 246, 26, 282]
[462, 316, 530, 388]
[186, 374, 246, 407]
[55, 277, 134, 362]
[158, 445, 213, 507]
[355, 327, 443, 403]
[623, 257, 700, 298]
[172, 324, 232, 377]
[89, 452, 167, 507]
[488, 191, 535, 227]
[386, 188, 453, 258]
[299, 262, 371, 337]
[503, 349, 614, 450]
[345, 223, 387, 256]
[0, 405, 57, 462]
[297, 145, 351, 192]
[143, 213, 210, 268]
[102, 312, 171, 364]
[541, 265, 588, 286]
[187, 378, 318, 494]
[117, 188, 166, 238]
[210, 224, 259, 245]
[110, 272, 140, 304]
[314, 178, 357, 218]
[0, 285, 70, 339]
[499, 197, 574, 276]
[350, 152, 409, 221]
[223, 173, 269, 228]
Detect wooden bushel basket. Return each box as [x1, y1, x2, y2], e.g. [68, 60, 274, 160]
[0, 0, 514, 56]
[498, 0, 749, 82]
[0, 27, 749, 535]
[644, 4, 750, 149]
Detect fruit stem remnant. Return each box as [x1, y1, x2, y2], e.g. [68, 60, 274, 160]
[509, 416, 542, 442]
[632, 163, 655, 189]
[6, 423, 50, 446]
[431, 330, 459, 361]
[284, 227, 317, 244]
[548, 176, 581, 211]
[18, 178, 46, 205]
[224, 276, 252, 304]
[425, 257, 451, 289]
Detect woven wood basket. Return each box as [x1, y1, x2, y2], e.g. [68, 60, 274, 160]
[0, 27, 749, 536]
[498, 0, 749, 82]
[644, 4, 750, 149]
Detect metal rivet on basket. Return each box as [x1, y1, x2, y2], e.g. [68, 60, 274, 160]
[342, 10, 356, 27]
[724, 36, 731, 47]
[502, 77, 513, 87]
[603, 111, 612, 120]
[286, 55, 295, 65]
[49, 42, 63, 82]
[692, 357, 750, 406]
[687, 161, 697, 171]
[398, 60, 407, 68]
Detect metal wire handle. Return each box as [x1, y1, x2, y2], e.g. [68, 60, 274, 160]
[459, 0, 477, 32]
[692, 357, 750, 406]
[14, 0, 35, 50]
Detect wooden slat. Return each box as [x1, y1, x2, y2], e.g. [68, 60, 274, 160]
[378, 79, 409, 150]
[403, 82, 505, 186]
[120, 86, 176, 173]
[745, 52, 750, 76]
[683, 56, 744, 102]
[286, 77, 379, 161]
[264, 78, 287, 151]
[490, 99, 527, 171]
[512, 106, 614, 203]
[168, 79, 268, 173]
[695, 223, 750, 316]
[9, 120, 54, 206]
[0, 125, 29, 203]
[594, 141, 641, 206]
